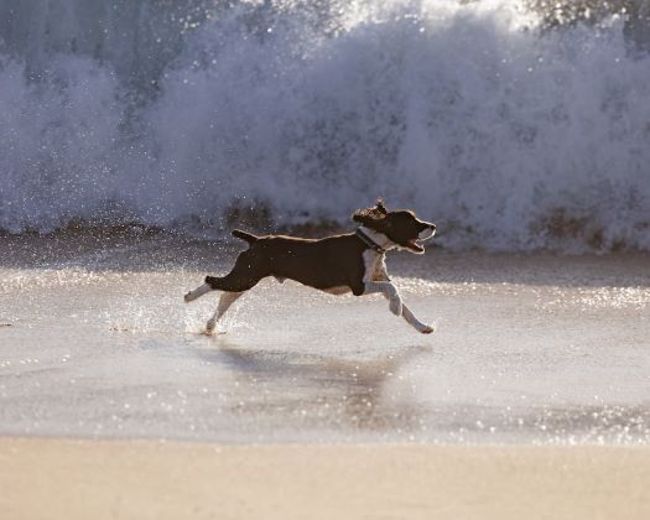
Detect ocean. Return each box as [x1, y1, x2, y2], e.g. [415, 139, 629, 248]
[1, 0, 649, 251]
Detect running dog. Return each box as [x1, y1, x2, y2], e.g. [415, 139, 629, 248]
[184, 200, 436, 334]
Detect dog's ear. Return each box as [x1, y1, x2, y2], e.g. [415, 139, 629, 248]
[352, 204, 388, 226]
[375, 198, 388, 215]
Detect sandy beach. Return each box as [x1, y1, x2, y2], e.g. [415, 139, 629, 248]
[3, 0, 650, 517]
[2, 437, 650, 520]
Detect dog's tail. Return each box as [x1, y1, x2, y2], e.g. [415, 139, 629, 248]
[232, 229, 259, 244]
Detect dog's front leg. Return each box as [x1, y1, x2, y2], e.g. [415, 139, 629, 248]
[401, 303, 434, 334]
[364, 282, 433, 334]
[363, 281, 403, 316]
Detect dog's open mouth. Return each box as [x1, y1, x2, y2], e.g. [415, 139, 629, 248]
[405, 227, 436, 253]
[406, 238, 425, 253]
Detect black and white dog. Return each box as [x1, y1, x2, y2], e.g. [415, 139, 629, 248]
[185, 200, 436, 334]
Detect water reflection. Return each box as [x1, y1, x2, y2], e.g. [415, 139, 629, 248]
[194, 340, 432, 437]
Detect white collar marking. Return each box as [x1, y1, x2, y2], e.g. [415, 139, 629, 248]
[358, 226, 396, 251]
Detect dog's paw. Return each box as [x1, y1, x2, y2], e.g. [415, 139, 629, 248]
[184, 292, 192, 303]
[420, 325, 435, 334]
[389, 296, 403, 316]
[204, 319, 216, 335]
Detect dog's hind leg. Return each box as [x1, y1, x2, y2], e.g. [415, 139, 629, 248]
[205, 291, 244, 335]
[204, 250, 267, 293]
[184, 282, 212, 303]
[201, 251, 266, 334]
[184, 249, 267, 303]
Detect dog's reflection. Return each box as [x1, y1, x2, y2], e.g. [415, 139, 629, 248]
[193, 340, 430, 433]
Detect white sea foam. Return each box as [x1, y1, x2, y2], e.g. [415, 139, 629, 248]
[0, 0, 649, 251]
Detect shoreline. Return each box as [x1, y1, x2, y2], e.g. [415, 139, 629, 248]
[1, 437, 649, 520]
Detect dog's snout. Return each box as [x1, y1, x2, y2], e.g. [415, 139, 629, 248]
[418, 220, 436, 231]
[418, 223, 436, 240]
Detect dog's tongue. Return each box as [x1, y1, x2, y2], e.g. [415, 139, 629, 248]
[407, 239, 424, 252]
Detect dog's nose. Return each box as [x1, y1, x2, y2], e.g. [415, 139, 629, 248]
[418, 225, 436, 240]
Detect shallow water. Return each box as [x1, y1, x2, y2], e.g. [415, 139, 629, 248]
[0, 232, 649, 444]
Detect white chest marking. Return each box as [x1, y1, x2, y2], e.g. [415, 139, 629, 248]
[362, 250, 389, 282]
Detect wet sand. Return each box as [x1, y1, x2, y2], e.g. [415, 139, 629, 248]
[1, 231, 648, 443]
[1, 437, 649, 520]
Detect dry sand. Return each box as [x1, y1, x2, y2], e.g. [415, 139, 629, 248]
[1, 437, 649, 520]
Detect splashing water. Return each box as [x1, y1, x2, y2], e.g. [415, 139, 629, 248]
[0, 0, 649, 251]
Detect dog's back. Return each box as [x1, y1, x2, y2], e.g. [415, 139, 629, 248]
[233, 229, 366, 293]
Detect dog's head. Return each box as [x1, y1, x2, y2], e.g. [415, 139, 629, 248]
[352, 200, 437, 254]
